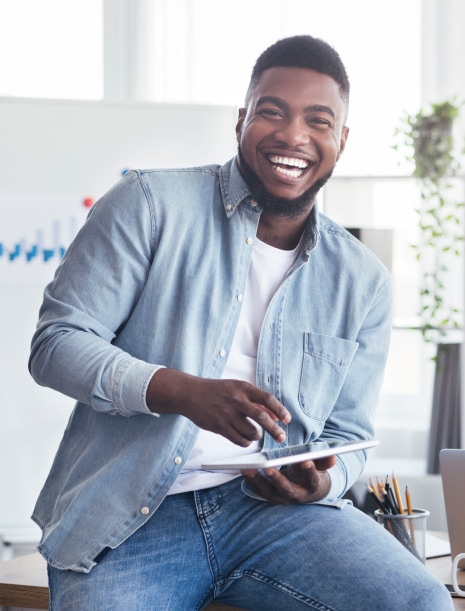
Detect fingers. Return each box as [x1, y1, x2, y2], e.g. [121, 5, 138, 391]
[241, 468, 302, 505]
[221, 408, 286, 447]
[246, 404, 287, 443]
[148, 373, 291, 446]
[249, 389, 291, 425]
[225, 418, 263, 447]
[241, 458, 334, 505]
[243, 387, 291, 444]
[295, 456, 336, 472]
[312, 455, 337, 471]
[217, 381, 291, 445]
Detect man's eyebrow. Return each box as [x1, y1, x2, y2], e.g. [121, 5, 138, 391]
[256, 96, 288, 110]
[305, 104, 335, 118]
[256, 97, 336, 119]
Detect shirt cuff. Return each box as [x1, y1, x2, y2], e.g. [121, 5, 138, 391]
[112, 359, 165, 417]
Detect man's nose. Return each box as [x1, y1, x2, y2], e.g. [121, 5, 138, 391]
[274, 116, 310, 147]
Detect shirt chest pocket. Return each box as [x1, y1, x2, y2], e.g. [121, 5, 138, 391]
[298, 332, 359, 421]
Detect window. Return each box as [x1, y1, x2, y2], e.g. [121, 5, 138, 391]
[145, 0, 422, 176]
[0, 0, 103, 100]
[0, 0, 421, 175]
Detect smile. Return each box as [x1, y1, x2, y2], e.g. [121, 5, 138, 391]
[267, 154, 310, 178]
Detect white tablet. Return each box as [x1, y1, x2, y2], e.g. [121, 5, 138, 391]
[201, 439, 379, 470]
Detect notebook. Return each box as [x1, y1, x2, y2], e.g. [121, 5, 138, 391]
[440, 448, 465, 567]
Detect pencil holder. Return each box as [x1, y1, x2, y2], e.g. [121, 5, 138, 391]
[374, 508, 430, 563]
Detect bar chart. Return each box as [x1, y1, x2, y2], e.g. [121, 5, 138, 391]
[0, 192, 90, 283]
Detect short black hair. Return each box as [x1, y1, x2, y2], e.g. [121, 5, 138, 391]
[246, 35, 350, 106]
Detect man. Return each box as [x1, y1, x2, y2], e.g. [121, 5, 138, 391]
[29, 35, 452, 610]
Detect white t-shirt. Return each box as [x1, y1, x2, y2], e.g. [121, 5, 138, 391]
[168, 237, 300, 494]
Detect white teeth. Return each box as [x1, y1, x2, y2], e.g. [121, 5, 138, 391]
[268, 155, 309, 169]
[275, 166, 304, 178]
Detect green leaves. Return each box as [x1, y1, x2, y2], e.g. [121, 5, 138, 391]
[396, 99, 464, 343]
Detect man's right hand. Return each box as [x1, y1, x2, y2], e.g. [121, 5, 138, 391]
[146, 368, 291, 446]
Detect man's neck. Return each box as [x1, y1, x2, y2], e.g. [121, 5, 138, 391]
[257, 213, 309, 250]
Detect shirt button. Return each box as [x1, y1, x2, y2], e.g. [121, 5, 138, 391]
[226, 204, 233, 212]
[237, 294, 243, 302]
[246, 237, 253, 245]
[250, 199, 258, 207]
[219, 348, 226, 357]
[141, 506, 150, 515]
[174, 456, 183, 465]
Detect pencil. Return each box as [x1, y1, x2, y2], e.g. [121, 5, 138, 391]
[367, 485, 386, 513]
[369, 479, 380, 500]
[405, 485, 416, 546]
[379, 483, 397, 515]
[376, 476, 384, 495]
[405, 486, 413, 515]
[369, 476, 421, 561]
[384, 476, 399, 514]
[392, 472, 405, 514]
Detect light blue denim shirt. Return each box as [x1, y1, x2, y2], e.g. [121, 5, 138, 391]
[29, 157, 393, 572]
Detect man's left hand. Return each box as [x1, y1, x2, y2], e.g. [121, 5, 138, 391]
[241, 456, 336, 504]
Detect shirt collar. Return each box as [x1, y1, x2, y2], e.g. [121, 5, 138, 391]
[219, 157, 252, 217]
[219, 156, 320, 252]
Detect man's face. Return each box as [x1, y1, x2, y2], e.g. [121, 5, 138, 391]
[236, 67, 349, 209]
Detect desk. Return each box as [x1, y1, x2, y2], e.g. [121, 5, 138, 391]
[426, 554, 465, 609]
[0, 554, 47, 610]
[0, 549, 463, 610]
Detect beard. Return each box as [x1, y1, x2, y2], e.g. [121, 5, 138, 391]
[237, 148, 333, 221]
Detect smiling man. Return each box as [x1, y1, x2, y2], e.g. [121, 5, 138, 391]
[238, 67, 348, 223]
[29, 36, 452, 610]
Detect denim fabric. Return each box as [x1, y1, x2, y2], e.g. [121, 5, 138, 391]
[30, 157, 393, 572]
[47, 478, 452, 611]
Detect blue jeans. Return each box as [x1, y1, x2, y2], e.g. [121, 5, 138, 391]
[48, 478, 452, 610]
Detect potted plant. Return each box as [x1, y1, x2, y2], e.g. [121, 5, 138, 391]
[394, 99, 464, 344]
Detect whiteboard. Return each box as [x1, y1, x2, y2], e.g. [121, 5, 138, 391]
[0, 97, 238, 541]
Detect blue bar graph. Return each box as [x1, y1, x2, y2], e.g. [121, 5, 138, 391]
[1, 217, 78, 265]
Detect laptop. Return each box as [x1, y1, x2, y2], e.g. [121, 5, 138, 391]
[440, 449, 465, 568]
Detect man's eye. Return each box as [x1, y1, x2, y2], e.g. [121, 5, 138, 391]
[260, 109, 282, 118]
[309, 117, 331, 127]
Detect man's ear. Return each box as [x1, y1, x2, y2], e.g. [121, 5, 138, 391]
[336, 125, 350, 161]
[235, 108, 246, 142]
